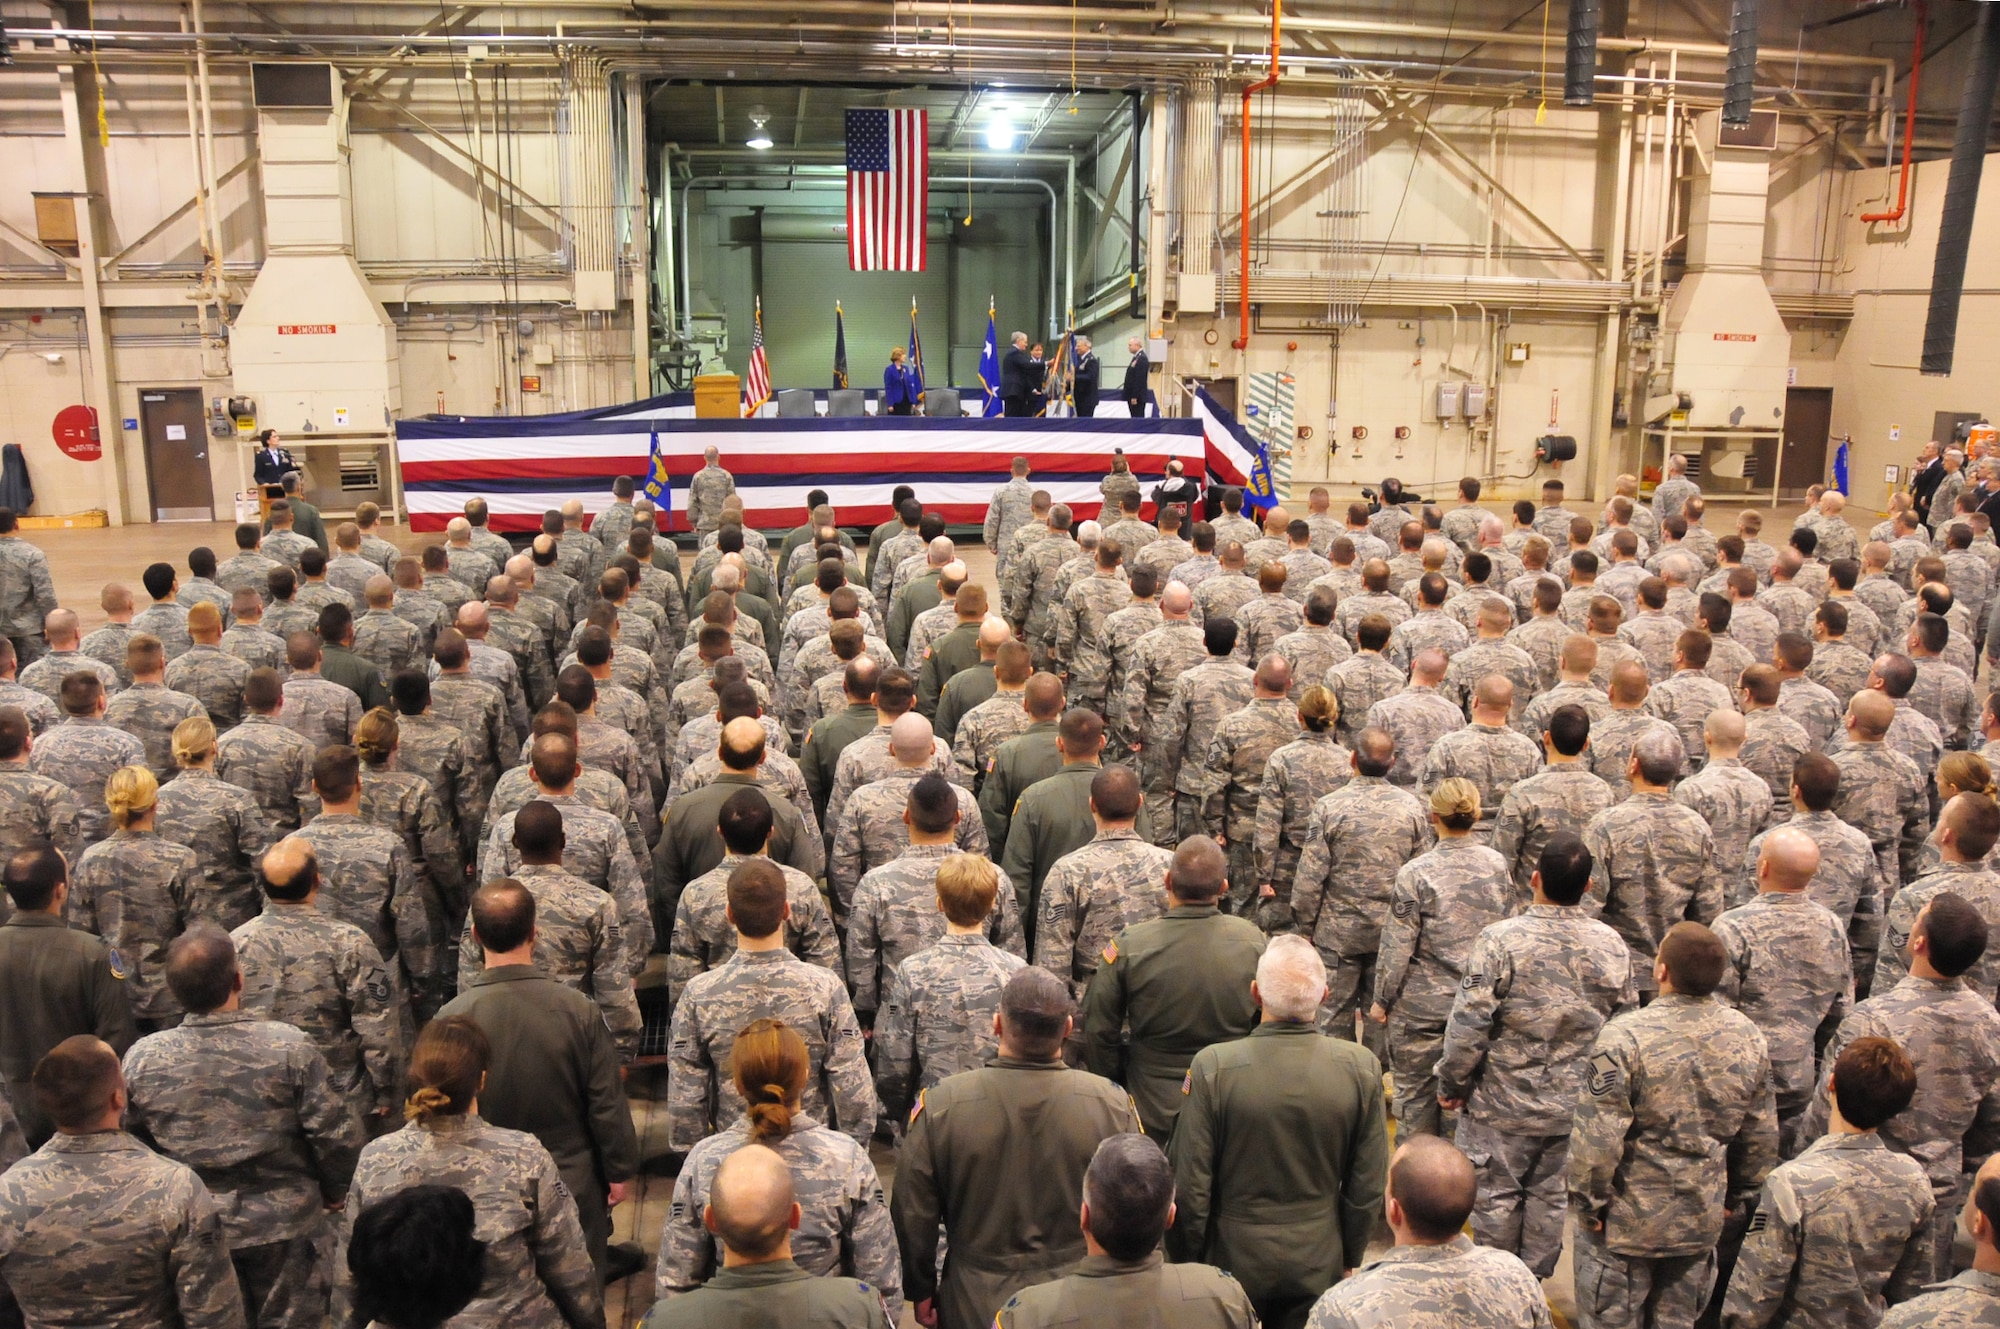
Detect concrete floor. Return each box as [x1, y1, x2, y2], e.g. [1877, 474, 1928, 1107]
[32, 498, 1850, 1328]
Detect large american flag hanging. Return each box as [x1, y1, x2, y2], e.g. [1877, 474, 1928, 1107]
[846, 107, 929, 271]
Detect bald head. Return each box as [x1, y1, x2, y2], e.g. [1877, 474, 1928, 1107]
[1411, 649, 1448, 685]
[43, 609, 78, 649]
[1848, 689, 1895, 741]
[706, 1144, 797, 1262]
[927, 536, 955, 568]
[445, 516, 471, 544]
[456, 601, 490, 636]
[1757, 825, 1821, 894]
[505, 554, 534, 583]
[484, 576, 516, 607]
[1609, 661, 1650, 706]
[1161, 583, 1193, 618]
[713, 564, 743, 594]
[1472, 675, 1514, 719]
[1355, 727, 1396, 777]
[1703, 708, 1746, 755]
[1253, 656, 1292, 698]
[1024, 673, 1067, 721]
[1388, 1136, 1479, 1243]
[260, 835, 318, 901]
[889, 713, 934, 764]
[977, 618, 1011, 657]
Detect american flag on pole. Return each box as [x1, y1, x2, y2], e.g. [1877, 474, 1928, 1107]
[846, 107, 929, 271]
[742, 296, 771, 416]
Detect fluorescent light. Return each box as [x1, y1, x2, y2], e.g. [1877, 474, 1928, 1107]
[985, 115, 1015, 150]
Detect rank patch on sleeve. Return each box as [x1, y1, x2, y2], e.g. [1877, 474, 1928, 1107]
[909, 1091, 926, 1124]
[1587, 1051, 1620, 1097]
[1101, 940, 1119, 965]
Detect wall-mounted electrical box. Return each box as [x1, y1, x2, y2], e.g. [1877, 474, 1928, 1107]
[1463, 383, 1490, 418]
[1433, 381, 1463, 422]
[1505, 343, 1531, 364]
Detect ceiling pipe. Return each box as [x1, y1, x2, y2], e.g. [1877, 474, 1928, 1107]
[1233, 0, 1279, 351]
[1921, 0, 2000, 376]
[1860, 0, 1924, 226]
[1722, 0, 1759, 125]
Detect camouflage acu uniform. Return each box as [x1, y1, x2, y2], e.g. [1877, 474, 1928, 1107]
[1374, 837, 1513, 1135]
[1192, 573, 1258, 631]
[0, 681, 57, 736]
[1568, 995, 1778, 1329]
[1618, 612, 1685, 683]
[324, 554, 381, 604]
[0, 761, 80, 863]
[1363, 686, 1466, 789]
[1010, 535, 1082, 663]
[455, 862, 640, 1059]
[686, 464, 737, 536]
[360, 767, 465, 937]
[261, 599, 322, 642]
[1235, 593, 1304, 665]
[1647, 670, 1734, 766]
[1808, 974, 2000, 1284]
[280, 675, 360, 748]
[874, 936, 1024, 1127]
[1676, 756, 1779, 886]
[1387, 612, 1470, 675]
[105, 682, 206, 783]
[79, 623, 136, 689]
[1714, 890, 1853, 1153]
[847, 844, 1024, 1014]
[480, 796, 653, 968]
[1807, 640, 1874, 707]
[1418, 723, 1542, 846]
[1119, 621, 1208, 817]
[1439, 904, 1633, 1277]
[154, 767, 278, 931]
[1442, 641, 1540, 723]
[121, 1010, 363, 1329]
[1704, 634, 1757, 691]
[31, 716, 145, 845]
[1253, 732, 1352, 903]
[1721, 1131, 1933, 1329]
[1154, 658, 1256, 836]
[0, 1130, 245, 1329]
[165, 644, 252, 732]
[296, 814, 437, 1018]
[1305, 1236, 1553, 1329]
[982, 480, 1037, 580]
[1584, 710, 1685, 801]
[1202, 697, 1301, 904]
[1582, 791, 1722, 994]
[1133, 536, 1195, 582]
[339, 1116, 602, 1329]
[68, 829, 198, 1024]
[1053, 575, 1133, 695]
[350, 608, 421, 681]
[391, 588, 451, 657]
[1830, 740, 1930, 898]
[1489, 764, 1616, 898]
[1293, 776, 1432, 1050]
[952, 691, 1033, 791]
[217, 551, 282, 603]
[213, 713, 317, 832]
[829, 771, 985, 914]
[1909, 657, 1981, 749]
[1879, 1268, 2000, 1326]
[219, 624, 286, 676]
[291, 580, 355, 618]
[1742, 709, 1816, 819]
[1875, 861, 2000, 1004]
[667, 948, 876, 1148]
[1326, 652, 1405, 748]
[1271, 625, 1351, 702]
[653, 1116, 900, 1320]
[132, 602, 194, 660]
[666, 852, 840, 1009]
[233, 899, 403, 1113]
[18, 649, 119, 705]
[823, 731, 956, 846]
[1034, 829, 1172, 999]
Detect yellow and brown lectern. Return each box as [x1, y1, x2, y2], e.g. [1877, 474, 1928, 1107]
[693, 373, 743, 419]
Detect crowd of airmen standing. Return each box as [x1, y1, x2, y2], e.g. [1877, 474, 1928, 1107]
[0, 441, 1994, 1329]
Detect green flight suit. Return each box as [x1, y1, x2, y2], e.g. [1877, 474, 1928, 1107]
[978, 722, 1064, 852]
[917, 620, 983, 719]
[935, 660, 999, 747]
[654, 773, 822, 930]
[641, 1259, 890, 1329]
[320, 642, 389, 711]
[995, 1253, 1257, 1329]
[685, 563, 775, 616]
[802, 702, 881, 824]
[1081, 904, 1264, 1137]
[734, 590, 781, 662]
[1166, 1022, 1391, 1329]
[998, 761, 1155, 946]
[0, 912, 136, 1145]
[890, 1056, 1141, 1329]
[888, 572, 945, 660]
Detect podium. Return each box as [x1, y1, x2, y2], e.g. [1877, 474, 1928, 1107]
[693, 373, 742, 419]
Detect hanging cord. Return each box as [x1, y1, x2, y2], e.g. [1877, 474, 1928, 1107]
[1536, 0, 1551, 123]
[89, 0, 109, 146]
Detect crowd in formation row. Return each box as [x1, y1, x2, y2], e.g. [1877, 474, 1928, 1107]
[0, 446, 1994, 1329]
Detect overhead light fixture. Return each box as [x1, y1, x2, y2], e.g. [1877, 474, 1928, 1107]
[985, 114, 1015, 151]
[746, 114, 773, 151]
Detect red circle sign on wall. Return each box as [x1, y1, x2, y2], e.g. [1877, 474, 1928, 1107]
[52, 405, 100, 462]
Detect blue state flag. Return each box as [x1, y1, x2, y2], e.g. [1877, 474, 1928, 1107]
[1833, 438, 1850, 495]
[642, 430, 674, 527]
[907, 298, 926, 403]
[976, 301, 1003, 418]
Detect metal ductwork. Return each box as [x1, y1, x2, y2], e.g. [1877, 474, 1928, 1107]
[1647, 110, 1790, 432]
[231, 64, 401, 440]
[1564, 0, 1599, 106]
[1723, 0, 1759, 125]
[1921, 1, 2000, 377]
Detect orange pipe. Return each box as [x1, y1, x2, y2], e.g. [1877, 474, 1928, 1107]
[1862, 0, 1924, 225]
[1234, 0, 1281, 350]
